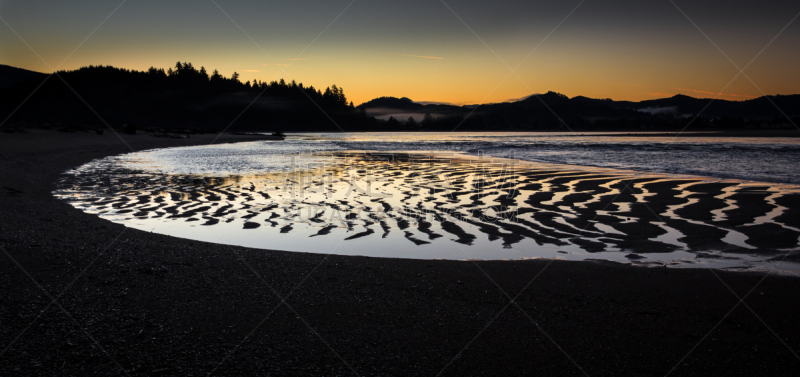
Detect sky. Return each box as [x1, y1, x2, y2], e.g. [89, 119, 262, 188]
[1, 0, 799, 105]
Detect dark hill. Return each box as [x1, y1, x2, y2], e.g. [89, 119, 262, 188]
[613, 94, 800, 119]
[0, 64, 46, 90]
[357, 96, 467, 121]
[0, 63, 377, 132]
[357, 90, 799, 131]
[357, 96, 421, 110]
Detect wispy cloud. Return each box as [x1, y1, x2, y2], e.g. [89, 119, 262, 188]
[242, 69, 260, 72]
[284, 58, 309, 61]
[396, 54, 444, 60]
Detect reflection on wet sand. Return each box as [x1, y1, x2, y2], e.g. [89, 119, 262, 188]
[55, 152, 800, 272]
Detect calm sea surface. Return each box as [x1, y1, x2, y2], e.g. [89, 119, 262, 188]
[119, 132, 800, 184]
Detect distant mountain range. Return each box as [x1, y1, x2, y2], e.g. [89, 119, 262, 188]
[358, 93, 800, 123]
[1, 64, 798, 132]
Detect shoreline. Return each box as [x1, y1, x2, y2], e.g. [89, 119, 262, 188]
[55, 148, 800, 273]
[2, 129, 800, 376]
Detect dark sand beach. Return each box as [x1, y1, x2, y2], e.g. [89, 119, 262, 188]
[2, 129, 800, 376]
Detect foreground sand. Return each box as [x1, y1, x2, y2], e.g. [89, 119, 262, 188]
[2, 129, 799, 376]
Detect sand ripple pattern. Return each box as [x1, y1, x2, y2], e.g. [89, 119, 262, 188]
[55, 152, 800, 270]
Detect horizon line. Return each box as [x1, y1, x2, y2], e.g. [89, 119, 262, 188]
[1, 63, 794, 106]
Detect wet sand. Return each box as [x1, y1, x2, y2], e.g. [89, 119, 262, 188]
[2, 129, 800, 376]
[55, 148, 800, 269]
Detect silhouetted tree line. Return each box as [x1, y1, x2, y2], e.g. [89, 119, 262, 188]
[0, 62, 371, 132]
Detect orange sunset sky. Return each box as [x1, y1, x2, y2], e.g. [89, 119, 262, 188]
[1, 0, 799, 105]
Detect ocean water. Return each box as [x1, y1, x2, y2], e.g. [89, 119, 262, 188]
[321, 132, 800, 185]
[116, 132, 800, 184]
[54, 132, 800, 274]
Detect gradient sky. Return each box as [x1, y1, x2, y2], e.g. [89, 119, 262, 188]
[1, 0, 799, 105]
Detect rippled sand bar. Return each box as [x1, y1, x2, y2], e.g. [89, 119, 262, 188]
[56, 151, 800, 273]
